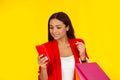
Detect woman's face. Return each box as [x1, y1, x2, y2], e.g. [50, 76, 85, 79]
[49, 19, 69, 40]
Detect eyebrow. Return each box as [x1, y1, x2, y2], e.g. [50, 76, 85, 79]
[50, 24, 62, 27]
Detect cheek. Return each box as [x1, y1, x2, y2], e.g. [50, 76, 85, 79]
[49, 30, 53, 36]
[59, 30, 67, 36]
[61, 29, 67, 33]
[49, 29, 53, 33]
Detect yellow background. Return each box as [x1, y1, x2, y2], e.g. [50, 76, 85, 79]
[0, 0, 120, 80]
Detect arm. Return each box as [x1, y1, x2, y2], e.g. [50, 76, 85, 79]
[40, 67, 48, 80]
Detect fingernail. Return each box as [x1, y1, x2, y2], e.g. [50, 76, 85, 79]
[45, 57, 48, 60]
[40, 54, 43, 57]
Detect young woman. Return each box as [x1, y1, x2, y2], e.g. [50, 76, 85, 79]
[36, 12, 89, 80]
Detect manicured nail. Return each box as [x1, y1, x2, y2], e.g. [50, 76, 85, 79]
[45, 57, 48, 60]
[40, 54, 43, 57]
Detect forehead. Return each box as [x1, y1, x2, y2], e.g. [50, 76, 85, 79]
[49, 19, 64, 25]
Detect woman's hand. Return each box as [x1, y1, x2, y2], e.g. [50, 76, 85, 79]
[38, 54, 48, 69]
[75, 41, 86, 60]
[38, 54, 48, 80]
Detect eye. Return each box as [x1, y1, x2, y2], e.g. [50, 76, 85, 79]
[57, 27, 62, 29]
[56, 25, 62, 29]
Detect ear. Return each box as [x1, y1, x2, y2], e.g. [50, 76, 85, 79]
[66, 26, 69, 31]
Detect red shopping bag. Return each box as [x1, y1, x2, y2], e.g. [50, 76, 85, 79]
[75, 62, 110, 80]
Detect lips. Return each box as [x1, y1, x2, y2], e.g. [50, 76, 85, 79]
[53, 34, 59, 37]
[52, 33, 59, 38]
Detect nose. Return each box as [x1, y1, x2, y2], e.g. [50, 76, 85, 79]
[53, 28, 57, 33]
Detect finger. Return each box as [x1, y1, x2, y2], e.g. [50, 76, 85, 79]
[44, 61, 48, 65]
[76, 42, 83, 48]
[42, 60, 48, 65]
[38, 56, 48, 65]
[38, 54, 44, 61]
[38, 54, 43, 62]
[78, 42, 85, 47]
[38, 54, 44, 59]
[40, 56, 48, 63]
[40, 57, 48, 65]
[75, 41, 84, 45]
[75, 41, 79, 45]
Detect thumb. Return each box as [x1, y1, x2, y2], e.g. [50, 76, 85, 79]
[75, 41, 79, 45]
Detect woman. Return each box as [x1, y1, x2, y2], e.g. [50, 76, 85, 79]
[36, 12, 89, 80]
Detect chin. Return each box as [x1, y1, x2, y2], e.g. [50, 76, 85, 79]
[53, 38, 60, 40]
[53, 37, 61, 40]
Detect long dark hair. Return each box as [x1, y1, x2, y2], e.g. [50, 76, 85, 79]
[48, 12, 75, 41]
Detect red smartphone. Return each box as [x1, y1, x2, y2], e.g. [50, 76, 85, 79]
[36, 44, 50, 62]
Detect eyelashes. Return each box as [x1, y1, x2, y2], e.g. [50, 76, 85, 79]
[50, 26, 62, 29]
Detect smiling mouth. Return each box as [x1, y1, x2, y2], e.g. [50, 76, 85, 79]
[53, 35, 58, 37]
[52, 34, 59, 37]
